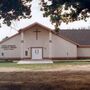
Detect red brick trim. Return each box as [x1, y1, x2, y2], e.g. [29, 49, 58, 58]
[78, 45, 90, 48]
[78, 57, 90, 59]
[0, 57, 78, 61]
[0, 57, 21, 60]
[1, 56, 90, 61]
[43, 57, 78, 60]
[20, 57, 31, 60]
[0, 57, 31, 61]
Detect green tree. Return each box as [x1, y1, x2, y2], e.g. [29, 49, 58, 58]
[40, 0, 90, 31]
[0, 0, 32, 26]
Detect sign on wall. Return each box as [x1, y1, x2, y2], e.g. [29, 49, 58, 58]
[1, 45, 17, 50]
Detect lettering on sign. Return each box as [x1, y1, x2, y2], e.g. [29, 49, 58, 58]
[1, 45, 17, 50]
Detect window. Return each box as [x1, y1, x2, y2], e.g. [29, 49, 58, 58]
[1, 52, 4, 56]
[25, 51, 28, 56]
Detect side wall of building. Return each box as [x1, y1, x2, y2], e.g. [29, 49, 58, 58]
[0, 34, 21, 60]
[77, 48, 90, 58]
[52, 34, 77, 59]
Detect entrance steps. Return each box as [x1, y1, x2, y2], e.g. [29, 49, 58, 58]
[17, 60, 53, 64]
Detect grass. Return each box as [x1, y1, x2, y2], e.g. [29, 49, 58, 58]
[0, 60, 89, 70]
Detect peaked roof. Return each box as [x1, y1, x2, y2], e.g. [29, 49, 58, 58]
[19, 22, 78, 45]
[59, 30, 90, 46]
[0, 22, 90, 47]
[19, 22, 52, 33]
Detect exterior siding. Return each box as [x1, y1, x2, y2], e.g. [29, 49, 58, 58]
[0, 23, 79, 60]
[78, 48, 90, 58]
[23, 26, 50, 59]
[0, 34, 21, 60]
[52, 34, 77, 59]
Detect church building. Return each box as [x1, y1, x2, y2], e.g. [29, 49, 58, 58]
[0, 22, 90, 61]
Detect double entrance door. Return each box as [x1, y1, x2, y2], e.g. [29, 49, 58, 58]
[31, 47, 43, 60]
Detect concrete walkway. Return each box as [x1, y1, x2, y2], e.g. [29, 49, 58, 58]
[17, 60, 53, 64]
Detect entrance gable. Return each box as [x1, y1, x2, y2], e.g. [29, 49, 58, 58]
[19, 22, 78, 46]
[22, 24, 50, 59]
[24, 24, 50, 43]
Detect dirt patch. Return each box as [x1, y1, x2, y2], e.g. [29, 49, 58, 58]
[0, 64, 90, 89]
[0, 71, 90, 90]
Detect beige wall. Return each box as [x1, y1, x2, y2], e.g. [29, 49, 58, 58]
[23, 28, 77, 59]
[0, 25, 78, 60]
[23, 26, 50, 58]
[78, 48, 90, 57]
[0, 34, 21, 59]
[52, 34, 77, 58]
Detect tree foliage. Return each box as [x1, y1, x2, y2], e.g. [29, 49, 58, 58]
[0, 0, 32, 26]
[40, 0, 90, 31]
[0, 0, 90, 30]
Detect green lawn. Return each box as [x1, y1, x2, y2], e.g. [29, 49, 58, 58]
[0, 60, 89, 70]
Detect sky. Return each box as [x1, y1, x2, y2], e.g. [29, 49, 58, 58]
[0, 0, 90, 41]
